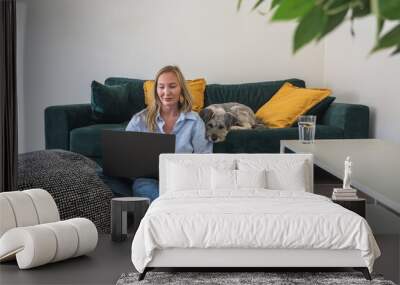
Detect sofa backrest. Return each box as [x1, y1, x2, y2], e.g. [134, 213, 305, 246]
[204, 79, 305, 112]
[159, 153, 313, 195]
[105, 77, 305, 115]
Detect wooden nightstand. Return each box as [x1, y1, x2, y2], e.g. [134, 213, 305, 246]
[332, 198, 366, 218]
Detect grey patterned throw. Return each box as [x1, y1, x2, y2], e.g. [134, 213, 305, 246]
[17, 150, 113, 233]
[116, 271, 396, 285]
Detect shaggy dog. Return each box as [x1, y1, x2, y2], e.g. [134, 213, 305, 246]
[199, 102, 262, 143]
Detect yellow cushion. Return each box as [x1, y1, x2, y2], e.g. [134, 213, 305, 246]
[143, 78, 206, 112]
[255, 82, 331, 128]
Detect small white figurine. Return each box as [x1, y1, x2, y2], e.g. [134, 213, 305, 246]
[342, 156, 352, 189]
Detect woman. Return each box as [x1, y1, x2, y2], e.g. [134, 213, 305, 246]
[126, 65, 212, 201]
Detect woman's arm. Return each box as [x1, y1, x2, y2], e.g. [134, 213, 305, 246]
[126, 109, 147, 132]
[191, 115, 213, 153]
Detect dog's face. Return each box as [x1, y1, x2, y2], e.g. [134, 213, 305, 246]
[199, 108, 237, 143]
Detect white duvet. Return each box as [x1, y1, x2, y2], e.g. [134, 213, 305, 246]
[131, 190, 380, 273]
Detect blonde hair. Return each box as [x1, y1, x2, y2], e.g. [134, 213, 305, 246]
[146, 65, 193, 132]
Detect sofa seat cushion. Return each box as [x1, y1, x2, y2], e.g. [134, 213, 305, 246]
[70, 123, 127, 157]
[212, 125, 343, 153]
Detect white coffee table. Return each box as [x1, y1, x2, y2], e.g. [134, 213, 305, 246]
[280, 139, 400, 215]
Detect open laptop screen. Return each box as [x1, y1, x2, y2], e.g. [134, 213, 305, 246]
[102, 130, 175, 179]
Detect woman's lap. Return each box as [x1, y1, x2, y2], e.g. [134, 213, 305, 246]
[132, 178, 159, 202]
[96, 167, 159, 201]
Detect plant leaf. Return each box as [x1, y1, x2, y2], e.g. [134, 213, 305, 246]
[351, 0, 370, 18]
[252, 0, 265, 10]
[237, 0, 243, 11]
[294, 6, 327, 53]
[379, 0, 400, 20]
[270, 0, 282, 10]
[323, 0, 349, 15]
[377, 17, 385, 36]
[391, 45, 400, 55]
[272, 0, 314, 21]
[318, 8, 348, 40]
[372, 24, 400, 52]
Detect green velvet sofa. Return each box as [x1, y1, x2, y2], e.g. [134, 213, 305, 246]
[45, 77, 370, 166]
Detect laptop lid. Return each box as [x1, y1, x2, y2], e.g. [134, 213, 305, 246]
[102, 130, 175, 179]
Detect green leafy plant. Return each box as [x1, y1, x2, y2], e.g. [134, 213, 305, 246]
[237, 0, 400, 55]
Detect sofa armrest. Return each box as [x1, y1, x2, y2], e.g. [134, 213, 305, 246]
[45, 104, 95, 150]
[321, 103, 370, 138]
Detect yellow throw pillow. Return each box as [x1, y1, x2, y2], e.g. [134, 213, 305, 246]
[255, 82, 331, 128]
[143, 78, 206, 112]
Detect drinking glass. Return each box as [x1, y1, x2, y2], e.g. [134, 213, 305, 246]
[298, 115, 316, 144]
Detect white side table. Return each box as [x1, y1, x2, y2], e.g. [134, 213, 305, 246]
[111, 197, 150, 242]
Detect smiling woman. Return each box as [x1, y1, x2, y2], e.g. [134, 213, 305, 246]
[144, 66, 193, 133]
[123, 65, 213, 201]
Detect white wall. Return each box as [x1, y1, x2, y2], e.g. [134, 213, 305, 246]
[17, 0, 324, 153]
[324, 17, 400, 142]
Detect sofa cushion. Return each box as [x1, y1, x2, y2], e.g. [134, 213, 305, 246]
[212, 125, 344, 154]
[255, 82, 331, 128]
[91, 81, 140, 123]
[305, 96, 336, 122]
[204, 78, 305, 112]
[143, 78, 206, 112]
[70, 123, 127, 157]
[103, 77, 146, 119]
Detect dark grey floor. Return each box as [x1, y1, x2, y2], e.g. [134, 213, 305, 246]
[0, 234, 134, 285]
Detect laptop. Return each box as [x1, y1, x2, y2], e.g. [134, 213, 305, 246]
[102, 130, 175, 179]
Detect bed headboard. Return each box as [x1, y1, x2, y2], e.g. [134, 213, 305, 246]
[159, 153, 313, 196]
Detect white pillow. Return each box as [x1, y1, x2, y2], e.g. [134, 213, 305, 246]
[166, 160, 235, 192]
[211, 168, 267, 191]
[237, 159, 308, 191]
[236, 169, 267, 189]
[167, 162, 210, 191]
[211, 168, 236, 190]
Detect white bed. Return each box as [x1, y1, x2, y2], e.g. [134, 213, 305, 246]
[131, 154, 380, 280]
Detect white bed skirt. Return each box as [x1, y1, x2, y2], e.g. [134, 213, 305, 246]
[148, 248, 366, 268]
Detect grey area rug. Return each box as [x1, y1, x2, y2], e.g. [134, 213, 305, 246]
[17, 150, 113, 233]
[116, 272, 396, 285]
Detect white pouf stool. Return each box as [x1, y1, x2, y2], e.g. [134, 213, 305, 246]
[0, 189, 98, 269]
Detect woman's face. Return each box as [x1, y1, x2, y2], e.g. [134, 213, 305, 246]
[157, 72, 181, 109]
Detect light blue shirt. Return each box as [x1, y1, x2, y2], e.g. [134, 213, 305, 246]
[125, 109, 213, 153]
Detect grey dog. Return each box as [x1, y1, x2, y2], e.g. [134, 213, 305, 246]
[199, 102, 261, 143]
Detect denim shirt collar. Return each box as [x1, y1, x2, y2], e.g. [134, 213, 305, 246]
[155, 111, 197, 124]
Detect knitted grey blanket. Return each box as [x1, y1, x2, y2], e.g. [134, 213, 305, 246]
[17, 150, 112, 233]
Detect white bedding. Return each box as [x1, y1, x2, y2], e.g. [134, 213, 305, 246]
[131, 190, 380, 273]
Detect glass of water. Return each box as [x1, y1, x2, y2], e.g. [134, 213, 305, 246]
[298, 115, 316, 144]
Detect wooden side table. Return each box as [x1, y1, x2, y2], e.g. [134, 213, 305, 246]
[111, 197, 150, 242]
[332, 198, 366, 218]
